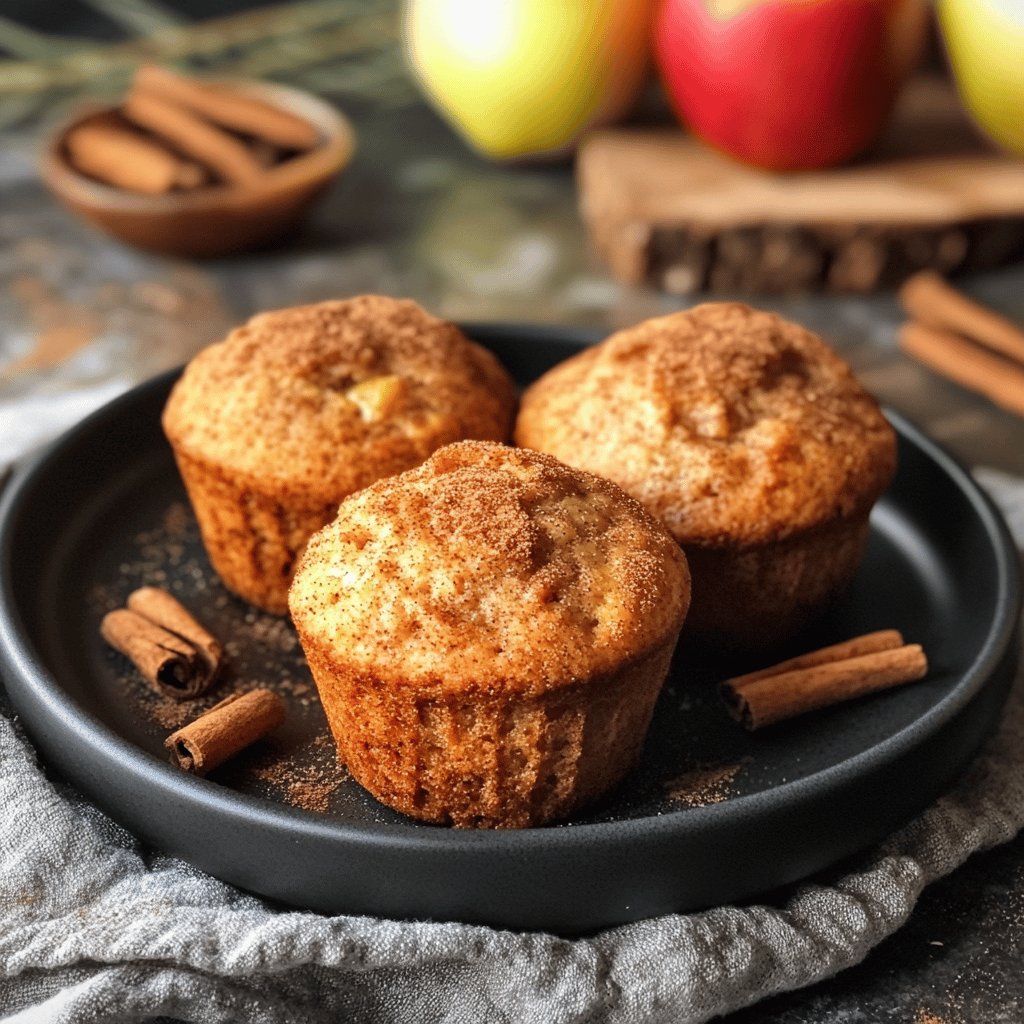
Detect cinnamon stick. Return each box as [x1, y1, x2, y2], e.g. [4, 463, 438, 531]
[101, 608, 209, 698]
[126, 586, 223, 681]
[724, 630, 904, 689]
[134, 64, 319, 151]
[899, 321, 1024, 418]
[899, 271, 1024, 366]
[65, 121, 205, 194]
[122, 89, 264, 185]
[722, 638, 928, 730]
[250, 139, 282, 168]
[165, 689, 286, 774]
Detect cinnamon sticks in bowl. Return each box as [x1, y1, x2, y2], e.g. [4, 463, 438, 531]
[134, 65, 320, 153]
[43, 66, 355, 257]
[68, 65, 319, 194]
[64, 115, 207, 195]
[898, 271, 1024, 417]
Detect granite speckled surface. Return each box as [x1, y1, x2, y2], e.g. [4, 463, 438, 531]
[2, 3, 1024, 1020]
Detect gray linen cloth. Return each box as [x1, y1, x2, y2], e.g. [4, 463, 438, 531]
[2, 469, 1023, 1024]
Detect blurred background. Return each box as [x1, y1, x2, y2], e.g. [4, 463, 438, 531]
[1, 0, 1023, 472]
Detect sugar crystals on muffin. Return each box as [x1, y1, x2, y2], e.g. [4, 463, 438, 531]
[163, 295, 517, 613]
[289, 441, 690, 828]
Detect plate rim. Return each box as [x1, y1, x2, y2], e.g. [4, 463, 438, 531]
[0, 322, 1020, 860]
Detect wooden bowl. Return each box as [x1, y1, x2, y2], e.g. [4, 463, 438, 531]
[42, 80, 355, 258]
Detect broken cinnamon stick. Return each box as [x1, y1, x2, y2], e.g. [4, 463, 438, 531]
[126, 586, 223, 681]
[134, 64, 319, 151]
[899, 271, 1024, 366]
[122, 89, 264, 184]
[165, 689, 286, 775]
[101, 608, 209, 698]
[65, 121, 205, 194]
[899, 321, 1024, 418]
[722, 637, 928, 730]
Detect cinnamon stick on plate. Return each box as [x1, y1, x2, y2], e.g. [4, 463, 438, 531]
[165, 689, 285, 775]
[721, 630, 928, 730]
[101, 608, 208, 698]
[101, 587, 223, 698]
[126, 586, 223, 673]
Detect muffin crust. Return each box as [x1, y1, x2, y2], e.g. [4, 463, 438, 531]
[515, 302, 896, 548]
[164, 295, 516, 499]
[289, 441, 690, 826]
[162, 296, 516, 612]
[514, 303, 896, 648]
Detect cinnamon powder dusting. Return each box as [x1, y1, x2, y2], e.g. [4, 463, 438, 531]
[89, 498, 349, 811]
[250, 733, 350, 813]
[913, 1011, 950, 1024]
[665, 761, 747, 808]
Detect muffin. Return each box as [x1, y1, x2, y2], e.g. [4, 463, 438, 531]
[515, 303, 896, 650]
[288, 440, 690, 828]
[162, 296, 516, 613]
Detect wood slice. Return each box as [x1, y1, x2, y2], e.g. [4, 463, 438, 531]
[578, 77, 1024, 295]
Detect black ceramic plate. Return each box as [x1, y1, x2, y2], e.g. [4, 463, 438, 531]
[0, 324, 1019, 935]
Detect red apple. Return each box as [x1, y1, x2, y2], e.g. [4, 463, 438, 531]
[654, 0, 928, 170]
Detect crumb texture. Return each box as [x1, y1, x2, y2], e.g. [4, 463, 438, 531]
[515, 302, 897, 546]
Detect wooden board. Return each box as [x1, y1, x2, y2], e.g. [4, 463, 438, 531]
[578, 77, 1024, 294]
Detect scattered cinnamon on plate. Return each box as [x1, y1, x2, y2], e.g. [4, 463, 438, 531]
[665, 761, 746, 808]
[898, 271, 1024, 417]
[721, 630, 929, 730]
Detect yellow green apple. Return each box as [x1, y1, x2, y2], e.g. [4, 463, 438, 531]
[403, 0, 653, 160]
[938, 0, 1024, 155]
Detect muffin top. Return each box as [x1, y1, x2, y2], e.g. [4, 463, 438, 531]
[162, 296, 516, 499]
[515, 303, 896, 547]
[289, 441, 690, 696]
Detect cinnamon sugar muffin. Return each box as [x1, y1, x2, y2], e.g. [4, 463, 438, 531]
[288, 440, 690, 828]
[163, 296, 516, 614]
[515, 303, 896, 649]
